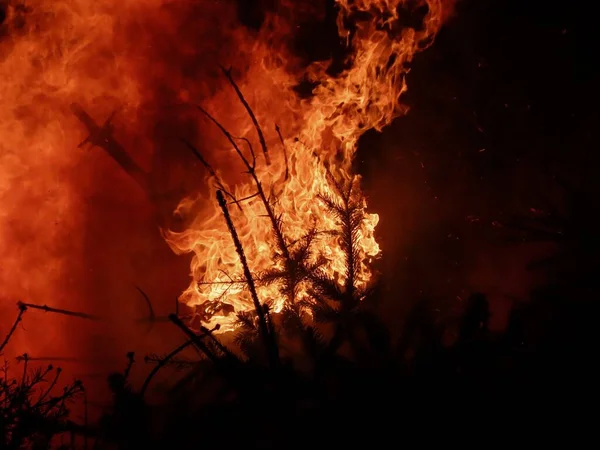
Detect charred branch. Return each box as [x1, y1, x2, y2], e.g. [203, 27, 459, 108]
[195, 102, 298, 303]
[217, 190, 280, 368]
[136, 286, 155, 334]
[144, 354, 196, 369]
[168, 314, 226, 366]
[134, 286, 195, 330]
[275, 124, 290, 181]
[180, 138, 243, 211]
[140, 340, 195, 397]
[231, 191, 261, 204]
[195, 105, 254, 171]
[0, 303, 26, 354]
[123, 352, 135, 381]
[70, 103, 151, 197]
[15, 356, 79, 363]
[196, 103, 291, 249]
[220, 65, 271, 166]
[17, 302, 100, 321]
[135, 315, 193, 325]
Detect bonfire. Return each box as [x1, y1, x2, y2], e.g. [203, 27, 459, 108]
[162, 0, 447, 332]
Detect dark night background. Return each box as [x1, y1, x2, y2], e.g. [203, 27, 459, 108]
[358, 0, 599, 328]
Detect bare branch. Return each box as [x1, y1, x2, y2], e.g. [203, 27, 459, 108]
[0, 303, 26, 354]
[180, 138, 242, 211]
[168, 314, 220, 365]
[136, 286, 155, 326]
[17, 302, 100, 321]
[140, 339, 195, 397]
[275, 125, 290, 181]
[180, 138, 217, 177]
[195, 104, 291, 269]
[123, 352, 135, 380]
[220, 65, 271, 166]
[217, 190, 280, 368]
[195, 105, 253, 170]
[234, 135, 257, 169]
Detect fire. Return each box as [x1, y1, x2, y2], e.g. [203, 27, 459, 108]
[0, 0, 450, 340]
[164, 0, 447, 331]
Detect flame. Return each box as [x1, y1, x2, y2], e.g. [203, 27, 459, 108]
[164, 0, 448, 332]
[0, 0, 450, 341]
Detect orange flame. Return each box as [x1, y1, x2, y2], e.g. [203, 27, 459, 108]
[0, 0, 451, 342]
[164, 0, 448, 332]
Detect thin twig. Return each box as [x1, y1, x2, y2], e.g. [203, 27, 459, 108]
[196, 105, 291, 265]
[220, 65, 271, 166]
[275, 124, 290, 181]
[195, 86, 309, 310]
[199, 324, 238, 361]
[136, 286, 155, 334]
[17, 302, 100, 321]
[123, 352, 135, 380]
[234, 136, 257, 169]
[0, 304, 26, 353]
[136, 286, 155, 321]
[195, 105, 253, 169]
[135, 315, 193, 325]
[21, 353, 28, 384]
[230, 192, 260, 205]
[134, 287, 195, 325]
[197, 279, 247, 286]
[180, 138, 217, 177]
[16, 356, 79, 362]
[35, 367, 62, 406]
[140, 339, 195, 397]
[217, 190, 280, 368]
[168, 315, 220, 365]
[181, 138, 242, 211]
[144, 355, 196, 368]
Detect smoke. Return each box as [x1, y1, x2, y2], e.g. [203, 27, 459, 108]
[0, 0, 331, 373]
[0, 0, 245, 360]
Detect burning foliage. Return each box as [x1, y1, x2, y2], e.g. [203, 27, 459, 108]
[164, 0, 449, 332]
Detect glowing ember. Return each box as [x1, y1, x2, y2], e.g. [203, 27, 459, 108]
[164, 0, 447, 331]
